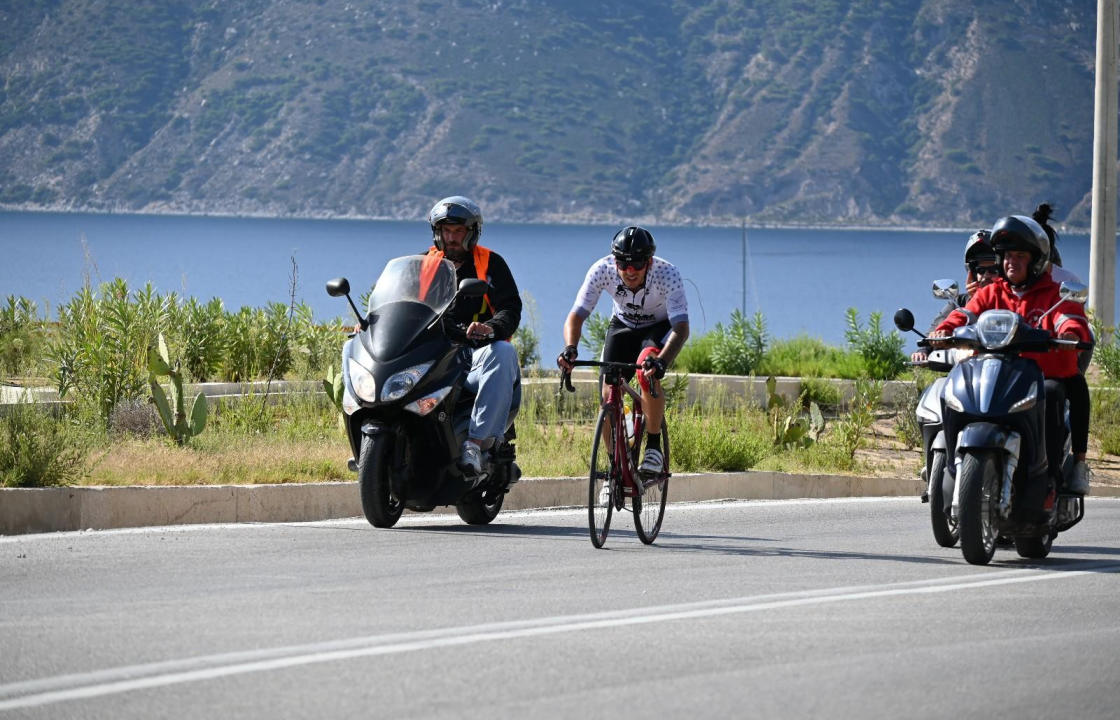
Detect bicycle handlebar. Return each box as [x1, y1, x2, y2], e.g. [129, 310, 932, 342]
[558, 360, 659, 399]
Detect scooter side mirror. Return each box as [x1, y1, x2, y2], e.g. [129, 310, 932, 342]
[932, 279, 959, 300]
[326, 277, 351, 297]
[893, 308, 915, 333]
[1059, 281, 1088, 305]
[458, 278, 489, 298]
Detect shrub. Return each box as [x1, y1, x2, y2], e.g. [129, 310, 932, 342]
[834, 378, 882, 459]
[759, 335, 865, 379]
[51, 280, 173, 426]
[667, 402, 772, 472]
[0, 295, 46, 378]
[844, 308, 906, 380]
[0, 404, 88, 487]
[1091, 317, 1120, 385]
[710, 310, 767, 376]
[172, 297, 227, 382]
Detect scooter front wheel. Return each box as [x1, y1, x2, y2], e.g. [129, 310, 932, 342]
[957, 450, 1000, 565]
[358, 434, 403, 528]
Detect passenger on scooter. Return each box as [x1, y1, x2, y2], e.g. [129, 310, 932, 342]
[1031, 202, 1094, 486]
[425, 196, 522, 480]
[930, 215, 1093, 494]
[910, 230, 999, 362]
[556, 226, 689, 476]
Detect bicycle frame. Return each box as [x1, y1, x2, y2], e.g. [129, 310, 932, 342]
[602, 369, 645, 503]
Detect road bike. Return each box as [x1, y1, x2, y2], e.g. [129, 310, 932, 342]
[561, 360, 670, 548]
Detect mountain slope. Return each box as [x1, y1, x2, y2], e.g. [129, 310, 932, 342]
[0, 0, 1099, 227]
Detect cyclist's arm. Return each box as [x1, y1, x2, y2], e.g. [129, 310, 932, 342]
[657, 320, 689, 367]
[562, 311, 584, 350]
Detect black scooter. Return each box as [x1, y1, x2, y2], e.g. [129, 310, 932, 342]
[326, 255, 520, 529]
[895, 281, 1091, 565]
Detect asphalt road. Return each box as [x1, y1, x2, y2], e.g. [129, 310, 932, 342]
[3, 497, 1120, 719]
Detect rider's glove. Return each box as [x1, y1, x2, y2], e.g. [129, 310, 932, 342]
[642, 355, 666, 379]
[557, 344, 578, 368]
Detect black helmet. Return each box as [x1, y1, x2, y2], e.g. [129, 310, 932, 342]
[964, 229, 996, 266]
[611, 226, 656, 264]
[428, 196, 482, 250]
[1031, 202, 1063, 267]
[989, 215, 1050, 282]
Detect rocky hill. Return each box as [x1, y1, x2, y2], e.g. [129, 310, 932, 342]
[0, 0, 1099, 227]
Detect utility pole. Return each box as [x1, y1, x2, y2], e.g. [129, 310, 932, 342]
[1091, 0, 1118, 327]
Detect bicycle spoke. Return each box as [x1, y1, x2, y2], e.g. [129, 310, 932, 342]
[634, 418, 669, 544]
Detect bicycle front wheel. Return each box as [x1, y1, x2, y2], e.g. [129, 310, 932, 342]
[633, 418, 669, 544]
[588, 406, 616, 548]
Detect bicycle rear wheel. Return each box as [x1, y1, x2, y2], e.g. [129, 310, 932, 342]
[633, 418, 669, 544]
[588, 406, 616, 548]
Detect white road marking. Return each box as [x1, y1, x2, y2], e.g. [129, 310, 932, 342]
[2, 560, 1118, 711]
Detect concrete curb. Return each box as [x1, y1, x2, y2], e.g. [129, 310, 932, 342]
[3, 473, 1116, 535]
[0, 472, 919, 535]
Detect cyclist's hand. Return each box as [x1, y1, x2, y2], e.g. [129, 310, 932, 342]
[557, 344, 578, 371]
[642, 354, 666, 380]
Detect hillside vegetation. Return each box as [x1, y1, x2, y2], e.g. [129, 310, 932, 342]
[0, 0, 1097, 227]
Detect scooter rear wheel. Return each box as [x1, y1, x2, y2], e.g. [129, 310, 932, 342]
[928, 451, 959, 548]
[358, 434, 403, 528]
[1014, 531, 1055, 559]
[456, 488, 504, 525]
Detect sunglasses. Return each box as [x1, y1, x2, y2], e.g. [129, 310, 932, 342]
[615, 258, 648, 271]
[970, 264, 1000, 277]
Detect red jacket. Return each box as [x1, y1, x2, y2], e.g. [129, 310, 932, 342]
[935, 272, 1090, 379]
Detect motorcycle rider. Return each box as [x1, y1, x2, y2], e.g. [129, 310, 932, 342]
[930, 215, 1093, 494]
[911, 230, 1000, 362]
[556, 226, 689, 476]
[425, 196, 522, 480]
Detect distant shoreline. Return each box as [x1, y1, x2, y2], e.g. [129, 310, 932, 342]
[0, 203, 1092, 236]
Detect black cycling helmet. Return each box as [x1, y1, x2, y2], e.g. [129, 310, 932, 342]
[989, 215, 1050, 283]
[428, 196, 482, 250]
[964, 229, 996, 266]
[611, 226, 656, 264]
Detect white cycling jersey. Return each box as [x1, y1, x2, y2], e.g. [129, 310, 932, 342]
[569, 255, 689, 329]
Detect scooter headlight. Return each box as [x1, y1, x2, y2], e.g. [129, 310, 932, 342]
[976, 310, 1018, 349]
[382, 362, 433, 403]
[348, 362, 377, 403]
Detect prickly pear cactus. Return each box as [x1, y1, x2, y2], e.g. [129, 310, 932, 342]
[148, 333, 208, 445]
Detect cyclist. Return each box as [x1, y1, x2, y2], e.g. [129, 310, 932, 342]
[557, 226, 689, 476]
[425, 196, 522, 482]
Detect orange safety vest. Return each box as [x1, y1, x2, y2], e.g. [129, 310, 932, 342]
[424, 245, 493, 321]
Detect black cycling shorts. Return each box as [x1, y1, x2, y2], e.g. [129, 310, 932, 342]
[601, 317, 671, 383]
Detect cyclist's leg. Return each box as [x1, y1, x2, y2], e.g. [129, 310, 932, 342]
[600, 318, 643, 447]
[635, 321, 672, 474]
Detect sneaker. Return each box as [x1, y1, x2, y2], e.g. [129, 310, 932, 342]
[598, 480, 611, 507]
[639, 447, 664, 476]
[1067, 460, 1091, 494]
[459, 440, 483, 477]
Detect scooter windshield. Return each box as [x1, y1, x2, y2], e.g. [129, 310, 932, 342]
[367, 255, 458, 316]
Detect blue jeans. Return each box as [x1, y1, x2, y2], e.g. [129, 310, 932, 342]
[463, 341, 521, 445]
